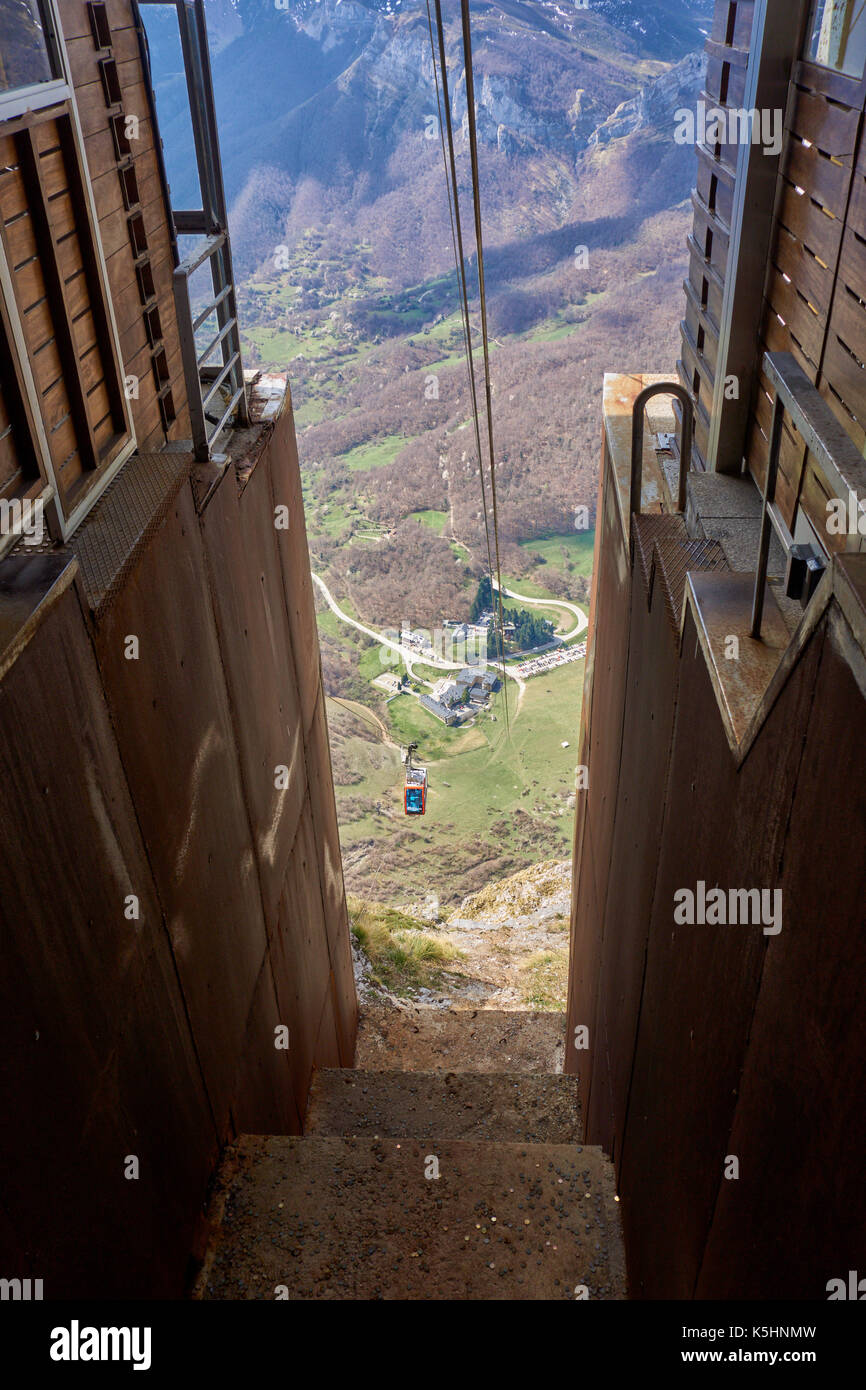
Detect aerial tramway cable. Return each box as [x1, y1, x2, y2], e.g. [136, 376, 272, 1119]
[458, 0, 510, 731]
[426, 0, 511, 729]
[424, 0, 495, 595]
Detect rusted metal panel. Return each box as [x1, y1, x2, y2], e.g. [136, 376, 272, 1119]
[585, 561, 681, 1164]
[565, 448, 631, 1103]
[306, 689, 349, 949]
[313, 978, 344, 1081]
[93, 481, 268, 1135]
[619, 599, 822, 1299]
[0, 576, 214, 1297]
[268, 407, 322, 733]
[697, 613, 866, 1300]
[198, 450, 305, 932]
[270, 799, 335, 1122]
[230, 956, 300, 1139]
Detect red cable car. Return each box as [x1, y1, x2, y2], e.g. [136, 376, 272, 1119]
[403, 742, 428, 815]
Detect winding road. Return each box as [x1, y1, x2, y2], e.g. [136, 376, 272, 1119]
[311, 570, 590, 715]
[312, 572, 528, 702]
[491, 579, 588, 642]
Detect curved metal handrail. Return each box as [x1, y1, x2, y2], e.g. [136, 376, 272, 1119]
[629, 381, 694, 523]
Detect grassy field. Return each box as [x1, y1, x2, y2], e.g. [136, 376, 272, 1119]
[410, 509, 448, 532]
[328, 651, 583, 904]
[519, 530, 595, 575]
[340, 435, 418, 471]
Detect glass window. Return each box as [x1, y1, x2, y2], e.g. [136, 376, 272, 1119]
[0, 0, 56, 94]
[805, 0, 866, 77]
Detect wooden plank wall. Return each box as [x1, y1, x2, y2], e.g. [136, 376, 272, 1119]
[0, 411, 356, 1296]
[682, 1, 866, 545]
[60, 0, 190, 450]
[679, 0, 756, 468]
[746, 61, 866, 548]
[0, 102, 130, 510]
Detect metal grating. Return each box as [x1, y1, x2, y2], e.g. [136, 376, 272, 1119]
[632, 513, 686, 596]
[70, 450, 193, 613]
[651, 535, 729, 634]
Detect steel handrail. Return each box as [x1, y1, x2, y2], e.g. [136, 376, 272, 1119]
[629, 381, 694, 524]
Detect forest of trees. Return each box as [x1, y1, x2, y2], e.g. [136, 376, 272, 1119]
[472, 576, 554, 654]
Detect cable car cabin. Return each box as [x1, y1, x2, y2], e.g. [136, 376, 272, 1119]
[404, 767, 428, 816]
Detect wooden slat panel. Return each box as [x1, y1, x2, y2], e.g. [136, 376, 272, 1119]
[88, 163, 125, 222]
[0, 430, 22, 498]
[65, 24, 142, 88]
[46, 190, 77, 240]
[56, 231, 86, 286]
[684, 294, 719, 376]
[786, 86, 861, 160]
[48, 412, 80, 476]
[765, 274, 824, 363]
[21, 295, 53, 353]
[696, 155, 735, 229]
[86, 378, 112, 428]
[770, 221, 835, 313]
[55, 112, 128, 435]
[775, 179, 843, 264]
[821, 331, 866, 431]
[93, 414, 120, 456]
[688, 257, 725, 329]
[793, 57, 865, 106]
[691, 193, 729, 276]
[79, 341, 105, 394]
[837, 226, 866, 305]
[820, 377, 866, 456]
[15, 122, 99, 473]
[58, 0, 137, 42]
[800, 448, 846, 551]
[118, 305, 148, 368]
[31, 336, 64, 395]
[762, 288, 821, 372]
[0, 165, 26, 222]
[71, 305, 98, 359]
[712, 58, 748, 107]
[845, 167, 866, 239]
[82, 115, 154, 185]
[41, 374, 74, 434]
[782, 138, 851, 216]
[38, 149, 69, 198]
[710, 0, 754, 50]
[3, 211, 38, 271]
[750, 376, 804, 524]
[75, 71, 149, 140]
[827, 281, 866, 359]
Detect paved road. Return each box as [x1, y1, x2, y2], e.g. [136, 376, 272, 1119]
[311, 572, 526, 701]
[492, 579, 588, 642]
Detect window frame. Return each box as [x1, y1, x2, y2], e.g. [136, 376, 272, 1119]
[0, 0, 68, 121]
[0, 0, 136, 542]
[801, 0, 866, 88]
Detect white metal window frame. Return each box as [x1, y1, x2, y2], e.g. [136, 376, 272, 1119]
[0, 0, 137, 543]
[0, 0, 68, 122]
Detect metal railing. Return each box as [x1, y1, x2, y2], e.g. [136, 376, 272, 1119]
[629, 381, 694, 522]
[174, 232, 246, 460]
[140, 0, 248, 460]
[750, 351, 866, 638]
